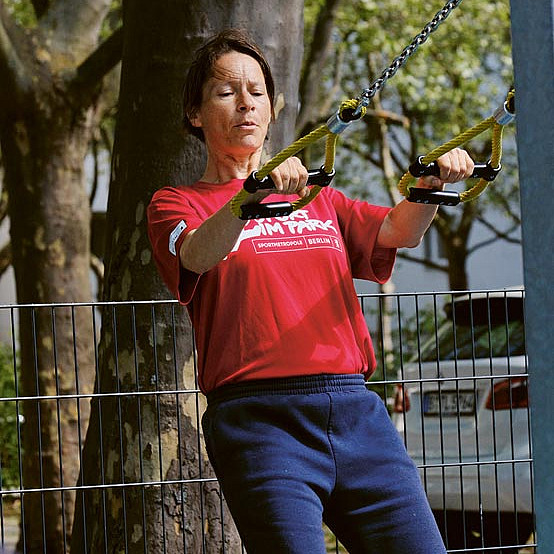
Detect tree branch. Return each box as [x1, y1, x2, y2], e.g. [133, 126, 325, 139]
[0, 186, 8, 224]
[30, 0, 50, 20]
[0, 241, 11, 278]
[90, 253, 104, 300]
[38, 0, 112, 57]
[396, 251, 448, 272]
[90, 253, 104, 285]
[67, 26, 123, 107]
[466, 235, 506, 255]
[317, 40, 346, 120]
[89, 135, 100, 208]
[467, 219, 521, 255]
[341, 137, 381, 169]
[296, 0, 343, 133]
[364, 108, 410, 128]
[488, 188, 522, 227]
[0, 1, 33, 109]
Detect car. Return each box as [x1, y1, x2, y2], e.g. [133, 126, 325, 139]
[391, 290, 534, 552]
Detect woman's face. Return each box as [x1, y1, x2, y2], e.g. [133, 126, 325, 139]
[190, 51, 272, 158]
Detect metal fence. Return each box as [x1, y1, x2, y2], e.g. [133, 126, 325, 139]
[0, 289, 535, 553]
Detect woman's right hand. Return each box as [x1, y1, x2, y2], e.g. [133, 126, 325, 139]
[268, 157, 310, 198]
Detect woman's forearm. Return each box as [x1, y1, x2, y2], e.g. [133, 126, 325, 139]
[179, 200, 247, 274]
[376, 198, 438, 249]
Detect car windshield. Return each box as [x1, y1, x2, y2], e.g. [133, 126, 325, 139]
[419, 319, 526, 362]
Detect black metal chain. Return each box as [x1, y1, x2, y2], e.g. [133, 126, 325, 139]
[355, 0, 463, 112]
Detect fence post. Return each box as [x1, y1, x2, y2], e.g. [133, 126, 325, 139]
[510, 1, 554, 551]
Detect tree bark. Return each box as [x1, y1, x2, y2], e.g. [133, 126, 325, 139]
[3, 108, 96, 553]
[0, 1, 120, 551]
[73, 0, 303, 552]
[434, 203, 476, 291]
[297, 0, 343, 135]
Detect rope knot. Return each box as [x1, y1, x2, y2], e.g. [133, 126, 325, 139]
[339, 99, 367, 122]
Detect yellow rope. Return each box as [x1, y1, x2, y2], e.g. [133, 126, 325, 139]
[256, 125, 330, 179]
[288, 132, 340, 212]
[230, 99, 364, 219]
[398, 89, 515, 203]
[229, 188, 252, 217]
[459, 122, 504, 202]
[230, 88, 513, 217]
[397, 116, 496, 198]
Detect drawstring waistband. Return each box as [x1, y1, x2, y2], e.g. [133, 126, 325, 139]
[206, 373, 366, 406]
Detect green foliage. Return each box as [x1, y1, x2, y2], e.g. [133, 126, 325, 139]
[302, 0, 518, 289]
[4, 0, 37, 27]
[304, 0, 325, 40]
[303, 0, 514, 198]
[100, 0, 123, 39]
[338, 1, 511, 114]
[0, 343, 21, 491]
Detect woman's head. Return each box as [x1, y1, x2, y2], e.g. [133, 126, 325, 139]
[182, 29, 275, 142]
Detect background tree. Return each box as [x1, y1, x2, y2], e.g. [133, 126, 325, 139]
[73, 1, 304, 552]
[301, 0, 516, 290]
[0, 0, 122, 550]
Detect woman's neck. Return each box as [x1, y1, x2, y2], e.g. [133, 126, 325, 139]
[200, 149, 263, 184]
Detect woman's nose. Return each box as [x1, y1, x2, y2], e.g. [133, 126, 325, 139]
[238, 92, 254, 111]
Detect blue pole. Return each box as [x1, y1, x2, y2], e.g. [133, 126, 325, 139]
[510, 1, 554, 551]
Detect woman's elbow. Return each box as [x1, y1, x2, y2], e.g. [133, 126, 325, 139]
[378, 231, 423, 249]
[402, 236, 424, 249]
[179, 232, 212, 274]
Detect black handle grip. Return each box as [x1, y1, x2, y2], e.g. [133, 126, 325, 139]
[409, 156, 501, 182]
[243, 167, 336, 194]
[407, 188, 461, 206]
[239, 202, 294, 220]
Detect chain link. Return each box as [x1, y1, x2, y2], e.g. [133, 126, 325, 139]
[355, 0, 463, 112]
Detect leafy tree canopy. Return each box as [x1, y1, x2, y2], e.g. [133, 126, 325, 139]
[303, 0, 514, 192]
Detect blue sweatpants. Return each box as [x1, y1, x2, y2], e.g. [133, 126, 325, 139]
[202, 374, 446, 553]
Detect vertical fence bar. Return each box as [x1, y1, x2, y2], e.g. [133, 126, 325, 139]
[510, 1, 554, 550]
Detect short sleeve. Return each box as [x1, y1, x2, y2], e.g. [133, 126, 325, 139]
[326, 188, 397, 284]
[147, 187, 203, 304]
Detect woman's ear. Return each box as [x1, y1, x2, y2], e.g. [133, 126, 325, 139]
[189, 110, 202, 128]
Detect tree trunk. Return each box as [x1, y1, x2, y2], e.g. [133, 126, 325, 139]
[435, 203, 476, 291]
[1, 94, 96, 552]
[445, 241, 470, 291]
[0, 1, 119, 550]
[73, 1, 303, 552]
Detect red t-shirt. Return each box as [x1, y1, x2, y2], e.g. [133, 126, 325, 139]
[147, 179, 396, 393]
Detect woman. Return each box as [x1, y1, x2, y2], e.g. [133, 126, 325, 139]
[148, 29, 474, 553]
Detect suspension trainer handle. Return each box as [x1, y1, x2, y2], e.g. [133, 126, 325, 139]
[243, 167, 336, 194]
[240, 202, 295, 220]
[406, 156, 501, 206]
[409, 156, 501, 182]
[406, 188, 462, 206]
[239, 168, 336, 220]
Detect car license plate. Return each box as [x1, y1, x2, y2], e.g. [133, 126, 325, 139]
[423, 390, 476, 416]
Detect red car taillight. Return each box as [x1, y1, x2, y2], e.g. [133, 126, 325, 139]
[485, 376, 528, 410]
[393, 384, 411, 413]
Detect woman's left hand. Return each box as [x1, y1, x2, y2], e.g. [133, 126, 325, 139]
[418, 148, 475, 190]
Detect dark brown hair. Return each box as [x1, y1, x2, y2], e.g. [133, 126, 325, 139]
[182, 29, 275, 142]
